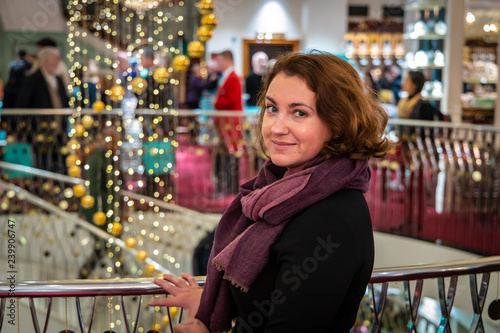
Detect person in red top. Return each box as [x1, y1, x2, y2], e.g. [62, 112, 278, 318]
[213, 50, 243, 195]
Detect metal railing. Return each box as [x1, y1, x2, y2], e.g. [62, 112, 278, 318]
[1, 257, 499, 332]
[367, 118, 500, 255]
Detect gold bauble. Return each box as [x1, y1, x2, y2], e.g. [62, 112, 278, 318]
[74, 124, 85, 137]
[162, 315, 170, 326]
[201, 14, 218, 29]
[81, 195, 95, 209]
[172, 55, 190, 72]
[169, 306, 179, 317]
[93, 212, 106, 226]
[67, 139, 80, 151]
[42, 183, 52, 191]
[82, 115, 94, 128]
[109, 85, 125, 102]
[50, 120, 59, 130]
[68, 166, 81, 178]
[145, 263, 156, 275]
[125, 237, 137, 248]
[131, 77, 148, 94]
[187, 41, 205, 58]
[198, 0, 214, 15]
[59, 200, 69, 210]
[109, 222, 122, 236]
[197, 25, 213, 42]
[93, 100, 105, 112]
[73, 184, 86, 197]
[63, 188, 74, 198]
[60, 146, 70, 155]
[136, 250, 148, 262]
[66, 155, 79, 167]
[154, 324, 161, 332]
[153, 67, 170, 84]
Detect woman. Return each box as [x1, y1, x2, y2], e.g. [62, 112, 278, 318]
[397, 71, 443, 121]
[150, 51, 391, 332]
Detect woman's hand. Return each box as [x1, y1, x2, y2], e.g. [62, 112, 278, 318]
[149, 273, 204, 322]
[173, 318, 210, 333]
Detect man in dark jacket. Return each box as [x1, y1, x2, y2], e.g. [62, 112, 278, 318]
[3, 50, 32, 108]
[15, 47, 69, 109]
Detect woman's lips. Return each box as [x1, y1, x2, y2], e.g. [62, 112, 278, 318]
[272, 140, 295, 151]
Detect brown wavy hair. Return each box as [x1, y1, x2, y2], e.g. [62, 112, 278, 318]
[257, 51, 391, 159]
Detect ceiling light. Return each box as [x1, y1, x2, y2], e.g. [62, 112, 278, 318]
[466, 12, 475, 24]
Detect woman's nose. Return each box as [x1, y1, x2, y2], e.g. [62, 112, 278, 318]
[271, 114, 288, 135]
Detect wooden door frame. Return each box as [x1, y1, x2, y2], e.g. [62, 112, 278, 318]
[242, 39, 301, 78]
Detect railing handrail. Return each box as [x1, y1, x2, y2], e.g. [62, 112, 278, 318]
[0, 179, 172, 275]
[1, 108, 500, 132]
[0, 161, 86, 185]
[0, 161, 220, 224]
[1, 256, 498, 298]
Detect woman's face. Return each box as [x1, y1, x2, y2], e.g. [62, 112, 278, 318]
[402, 75, 417, 95]
[262, 73, 332, 169]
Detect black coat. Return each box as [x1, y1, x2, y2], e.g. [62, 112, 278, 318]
[15, 69, 69, 108]
[230, 189, 374, 332]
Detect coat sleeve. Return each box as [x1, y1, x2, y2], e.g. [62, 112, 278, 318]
[15, 77, 36, 108]
[214, 73, 242, 110]
[263, 192, 374, 332]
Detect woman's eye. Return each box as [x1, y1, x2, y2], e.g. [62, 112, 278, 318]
[294, 110, 307, 117]
[266, 106, 278, 113]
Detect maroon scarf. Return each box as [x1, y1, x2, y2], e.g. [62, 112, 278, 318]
[195, 156, 371, 331]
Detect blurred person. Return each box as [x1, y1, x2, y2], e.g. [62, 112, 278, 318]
[138, 47, 166, 109]
[31, 37, 71, 95]
[398, 71, 443, 121]
[3, 50, 33, 108]
[377, 65, 401, 104]
[245, 51, 268, 106]
[15, 47, 69, 108]
[205, 59, 221, 93]
[116, 51, 131, 85]
[15, 47, 69, 174]
[82, 60, 99, 107]
[213, 50, 243, 195]
[186, 63, 209, 109]
[98, 70, 115, 106]
[141, 47, 155, 71]
[214, 50, 242, 111]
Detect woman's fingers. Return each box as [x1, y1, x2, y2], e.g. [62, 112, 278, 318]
[148, 297, 178, 307]
[163, 274, 189, 288]
[153, 277, 181, 296]
[181, 273, 199, 287]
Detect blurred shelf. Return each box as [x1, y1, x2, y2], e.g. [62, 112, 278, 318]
[403, 33, 445, 40]
[462, 78, 498, 84]
[405, 1, 446, 11]
[402, 64, 445, 70]
[422, 96, 442, 101]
